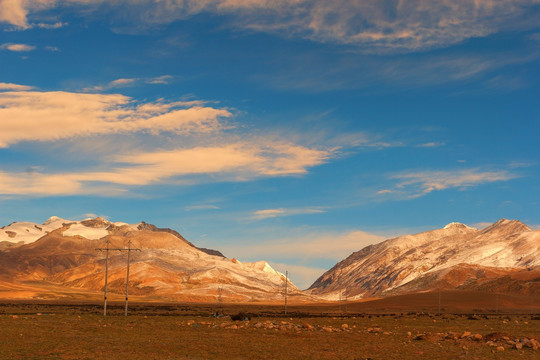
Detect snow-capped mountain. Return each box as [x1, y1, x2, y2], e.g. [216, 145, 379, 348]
[308, 219, 540, 299]
[0, 216, 300, 302]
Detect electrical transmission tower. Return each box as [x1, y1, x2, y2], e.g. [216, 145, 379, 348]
[96, 238, 141, 316]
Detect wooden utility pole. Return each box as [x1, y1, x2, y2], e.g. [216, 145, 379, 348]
[124, 240, 141, 316]
[96, 239, 140, 316]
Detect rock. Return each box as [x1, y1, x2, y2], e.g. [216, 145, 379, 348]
[461, 331, 471, 339]
[303, 323, 314, 330]
[220, 322, 229, 328]
[341, 324, 349, 329]
[413, 334, 427, 341]
[12, 315, 18, 319]
[407, 331, 412, 337]
[473, 334, 482, 341]
[254, 322, 263, 328]
[497, 346, 505, 352]
[514, 343, 523, 350]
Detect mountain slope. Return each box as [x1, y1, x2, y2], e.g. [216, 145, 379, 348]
[0, 217, 300, 302]
[308, 219, 540, 299]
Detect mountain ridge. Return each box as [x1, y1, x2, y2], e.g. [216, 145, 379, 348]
[308, 218, 540, 299]
[0, 216, 301, 302]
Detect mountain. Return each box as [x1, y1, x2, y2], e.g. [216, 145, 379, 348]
[0, 216, 300, 302]
[308, 219, 540, 299]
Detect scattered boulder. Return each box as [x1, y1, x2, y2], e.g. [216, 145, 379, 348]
[230, 312, 251, 321]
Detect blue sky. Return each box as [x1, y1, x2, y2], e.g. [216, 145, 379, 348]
[1, 0, 540, 289]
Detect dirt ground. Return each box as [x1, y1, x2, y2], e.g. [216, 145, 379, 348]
[1, 302, 539, 359]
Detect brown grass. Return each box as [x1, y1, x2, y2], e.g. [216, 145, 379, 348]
[1, 302, 539, 360]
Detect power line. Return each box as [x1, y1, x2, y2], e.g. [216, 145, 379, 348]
[96, 238, 141, 316]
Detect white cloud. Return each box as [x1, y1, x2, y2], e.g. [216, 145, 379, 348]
[251, 207, 325, 220]
[388, 168, 519, 199]
[0, 88, 231, 148]
[0, 43, 35, 51]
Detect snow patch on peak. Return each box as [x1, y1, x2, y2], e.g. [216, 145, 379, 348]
[62, 223, 109, 240]
[43, 216, 70, 226]
[245, 260, 284, 278]
[444, 222, 476, 230]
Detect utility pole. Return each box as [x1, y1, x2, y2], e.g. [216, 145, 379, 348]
[284, 270, 288, 315]
[96, 238, 141, 316]
[124, 240, 141, 316]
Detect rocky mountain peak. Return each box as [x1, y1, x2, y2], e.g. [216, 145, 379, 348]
[481, 218, 530, 235]
[443, 222, 475, 230]
[80, 217, 110, 228]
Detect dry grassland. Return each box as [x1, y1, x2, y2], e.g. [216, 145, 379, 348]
[1, 302, 539, 359]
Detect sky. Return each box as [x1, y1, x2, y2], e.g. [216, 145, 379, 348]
[1, 0, 540, 289]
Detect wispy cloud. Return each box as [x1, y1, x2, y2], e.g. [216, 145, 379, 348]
[227, 229, 386, 262]
[37, 22, 66, 29]
[84, 75, 173, 91]
[185, 204, 220, 211]
[0, 83, 343, 196]
[3, 1, 540, 53]
[44, 45, 60, 52]
[415, 142, 445, 148]
[0, 43, 35, 52]
[379, 168, 520, 199]
[0, 82, 34, 91]
[0, 141, 335, 196]
[146, 75, 173, 84]
[250, 207, 325, 220]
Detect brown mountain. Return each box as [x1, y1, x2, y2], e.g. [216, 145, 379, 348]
[308, 219, 540, 299]
[0, 217, 302, 303]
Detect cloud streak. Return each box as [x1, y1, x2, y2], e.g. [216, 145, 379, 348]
[0, 43, 35, 51]
[3, 1, 540, 53]
[379, 168, 520, 199]
[0, 141, 334, 196]
[250, 207, 325, 220]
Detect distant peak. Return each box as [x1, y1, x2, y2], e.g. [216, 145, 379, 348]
[482, 218, 530, 234]
[43, 216, 67, 225]
[443, 222, 476, 230]
[80, 217, 111, 228]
